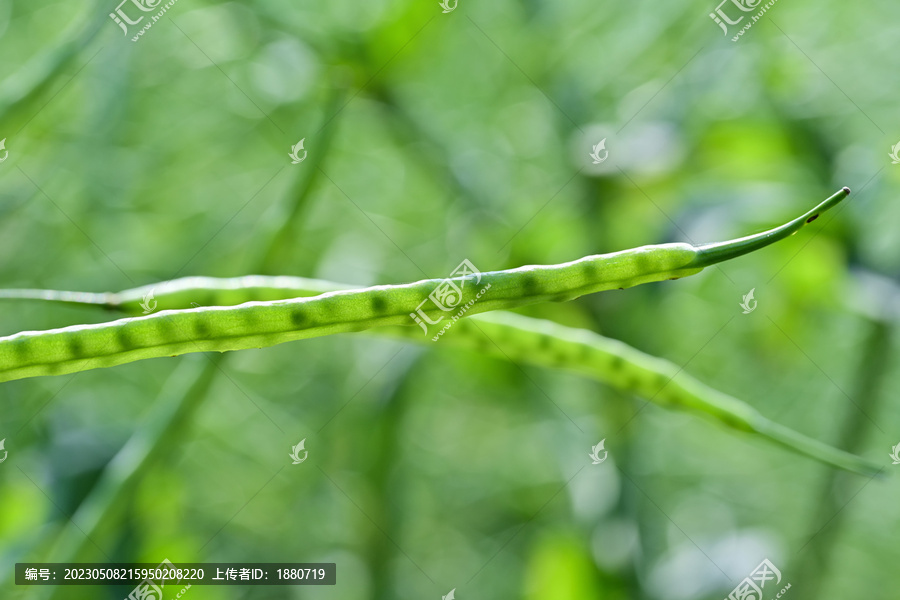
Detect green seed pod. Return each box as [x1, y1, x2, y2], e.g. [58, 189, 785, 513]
[0, 188, 848, 382]
[0, 189, 878, 474]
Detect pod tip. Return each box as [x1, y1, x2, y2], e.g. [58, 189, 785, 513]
[842, 186, 851, 194]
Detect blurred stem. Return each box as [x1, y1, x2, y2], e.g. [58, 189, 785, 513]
[0, 0, 107, 134]
[609, 389, 648, 600]
[361, 356, 421, 600]
[36, 357, 220, 600]
[258, 90, 345, 274]
[369, 82, 489, 214]
[794, 319, 891, 597]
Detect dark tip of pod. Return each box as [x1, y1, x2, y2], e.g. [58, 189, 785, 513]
[842, 186, 851, 194]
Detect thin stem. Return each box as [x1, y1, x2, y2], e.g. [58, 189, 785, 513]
[691, 187, 850, 267]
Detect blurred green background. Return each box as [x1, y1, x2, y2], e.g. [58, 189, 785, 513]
[1, 0, 899, 599]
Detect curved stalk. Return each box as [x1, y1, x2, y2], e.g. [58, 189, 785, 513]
[691, 187, 849, 267]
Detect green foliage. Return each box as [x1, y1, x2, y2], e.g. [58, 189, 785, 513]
[2, 1, 898, 599]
